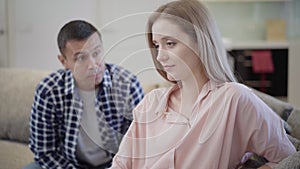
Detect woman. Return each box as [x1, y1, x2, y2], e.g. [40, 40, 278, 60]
[109, 0, 296, 168]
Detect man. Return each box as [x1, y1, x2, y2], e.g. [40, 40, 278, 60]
[25, 20, 144, 169]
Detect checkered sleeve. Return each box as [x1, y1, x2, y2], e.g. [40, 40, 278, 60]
[126, 75, 144, 120]
[29, 83, 77, 169]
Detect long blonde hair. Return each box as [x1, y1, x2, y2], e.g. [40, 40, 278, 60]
[146, 0, 236, 83]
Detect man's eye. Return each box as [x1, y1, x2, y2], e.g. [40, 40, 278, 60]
[92, 52, 98, 57]
[92, 49, 102, 58]
[76, 55, 85, 61]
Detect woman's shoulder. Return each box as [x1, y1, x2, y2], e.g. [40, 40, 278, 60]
[220, 82, 253, 97]
[212, 82, 261, 107]
[221, 82, 271, 114]
[133, 86, 173, 120]
[137, 87, 170, 108]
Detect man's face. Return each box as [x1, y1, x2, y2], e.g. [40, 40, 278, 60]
[58, 32, 105, 91]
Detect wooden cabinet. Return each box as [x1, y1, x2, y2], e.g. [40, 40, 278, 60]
[230, 48, 288, 97]
[226, 41, 289, 98]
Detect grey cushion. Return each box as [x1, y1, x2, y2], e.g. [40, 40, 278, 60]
[0, 68, 50, 143]
[287, 108, 300, 140]
[287, 134, 300, 151]
[0, 140, 34, 169]
[274, 151, 300, 169]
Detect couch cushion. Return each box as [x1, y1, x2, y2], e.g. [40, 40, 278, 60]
[274, 151, 300, 169]
[0, 68, 50, 143]
[287, 134, 300, 151]
[287, 108, 300, 140]
[0, 140, 34, 169]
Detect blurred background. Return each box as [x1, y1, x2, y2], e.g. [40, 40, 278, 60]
[0, 0, 299, 106]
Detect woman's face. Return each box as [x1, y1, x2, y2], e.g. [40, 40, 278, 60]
[152, 18, 202, 82]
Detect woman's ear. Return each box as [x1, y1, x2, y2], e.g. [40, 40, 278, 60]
[57, 54, 69, 69]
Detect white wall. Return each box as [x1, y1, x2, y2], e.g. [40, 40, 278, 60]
[10, 0, 100, 70]
[8, 0, 168, 84]
[204, 1, 300, 41]
[0, 0, 8, 67]
[6, 0, 300, 92]
[98, 0, 169, 84]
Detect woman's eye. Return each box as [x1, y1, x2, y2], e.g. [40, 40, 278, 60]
[166, 41, 176, 47]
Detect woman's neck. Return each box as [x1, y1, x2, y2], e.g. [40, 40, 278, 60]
[179, 75, 209, 103]
[168, 75, 208, 117]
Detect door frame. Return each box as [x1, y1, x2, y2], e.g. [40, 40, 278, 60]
[0, 0, 15, 67]
[0, 0, 9, 67]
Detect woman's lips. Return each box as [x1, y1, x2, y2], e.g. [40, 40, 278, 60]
[163, 65, 175, 71]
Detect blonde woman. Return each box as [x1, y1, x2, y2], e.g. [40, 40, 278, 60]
[109, 0, 296, 168]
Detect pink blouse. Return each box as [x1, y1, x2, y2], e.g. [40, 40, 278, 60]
[109, 81, 296, 169]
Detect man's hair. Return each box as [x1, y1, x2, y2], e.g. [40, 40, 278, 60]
[57, 20, 101, 56]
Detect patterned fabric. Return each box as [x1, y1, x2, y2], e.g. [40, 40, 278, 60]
[29, 64, 144, 169]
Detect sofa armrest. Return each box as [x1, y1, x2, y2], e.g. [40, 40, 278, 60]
[274, 151, 300, 169]
[287, 108, 300, 140]
[0, 68, 50, 143]
[0, 140, 34, 169]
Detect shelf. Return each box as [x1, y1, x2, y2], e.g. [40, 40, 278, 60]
[232, 48, 288, 97]
[202, 0, 291, 2]
[223, 40, 289, 50]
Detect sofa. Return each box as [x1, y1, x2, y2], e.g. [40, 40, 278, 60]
[0, 67, 299, 169]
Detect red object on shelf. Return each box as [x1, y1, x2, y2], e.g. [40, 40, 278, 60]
[251, 50, 274, 73]
[251, 50, 274, 92]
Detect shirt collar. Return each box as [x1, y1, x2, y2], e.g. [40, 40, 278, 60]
[65, 69, 74, 94]
[156, 80, 224, 116]
[101, 68, 113, 88]
[199, 80, 218, 98]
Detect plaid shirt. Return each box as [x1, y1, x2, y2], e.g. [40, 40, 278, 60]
[29, 64, 144, 169]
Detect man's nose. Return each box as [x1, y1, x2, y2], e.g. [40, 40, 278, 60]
[87, 56, 99, 69]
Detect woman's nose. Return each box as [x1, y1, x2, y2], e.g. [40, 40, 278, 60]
[156, 48, 168, 62]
